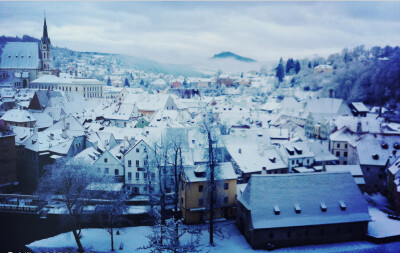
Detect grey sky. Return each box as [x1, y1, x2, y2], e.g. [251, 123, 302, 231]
[1, 1, 399, 65]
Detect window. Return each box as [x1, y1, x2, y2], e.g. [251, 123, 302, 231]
[144, 173, 148, 179]
[151, 173, 155, 179]
[136, 148, 140, 153]
[76, 87, 78, 91]
[144, 160, 148, 166]
[224, 197, 228, 203]
[345, 144, 348, 148]
[344, 152, 348, 157]
[128, 160, 132, 167]
[198, 199, 204, 206]
[104, 158, 108, 163]
[136, 172, 140, 179]
[136, 160, 140, 166]
[192, 140, 195, 144]
[128, 172, 132, 180]
[336, 151, 340, 157]
[337, 143, 340, 148]
[105, 168, 109, 174]
[199, 185, 203, 192]
[115, 169, 119, 175]
[224, 183, 229, 190]
[343, 161, 347, 165]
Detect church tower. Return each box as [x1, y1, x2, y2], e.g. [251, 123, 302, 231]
[40, 14, 53, 71]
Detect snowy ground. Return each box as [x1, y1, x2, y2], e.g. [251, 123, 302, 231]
[27, 220, 400, 253]
[363, 193, 400, 238]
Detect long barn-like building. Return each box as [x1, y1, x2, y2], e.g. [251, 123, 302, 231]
[237, 172, 371, 249]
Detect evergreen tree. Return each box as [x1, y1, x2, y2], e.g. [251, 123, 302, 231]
[295, 60, 301, 74]
[276, 58, 285, 83]
[107, 77, 111, 86]
[124, 78, 130, 87]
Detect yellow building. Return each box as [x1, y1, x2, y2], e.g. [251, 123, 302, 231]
[179, 163, 237, 224]
[30, 75, 104, 98]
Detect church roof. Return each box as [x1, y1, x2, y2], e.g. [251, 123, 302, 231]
[0, 42, 40, 69]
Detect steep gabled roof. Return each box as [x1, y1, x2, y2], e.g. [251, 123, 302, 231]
[238, 173, 370, 230]
[0, 42, 40, 69]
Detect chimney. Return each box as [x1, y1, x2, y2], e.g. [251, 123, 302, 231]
[329, 89, 334, 98]
[357, 120, 362, 133]
[61, 128, 67, 139]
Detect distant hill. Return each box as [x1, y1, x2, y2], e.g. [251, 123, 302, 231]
[212, 51, 256, 62]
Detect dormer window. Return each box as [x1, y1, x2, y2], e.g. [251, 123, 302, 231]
[274, 205, 280, 215]
[320, 202, 327, 212]
[339, 201, 346, 210]
[294, 203, 301, 213]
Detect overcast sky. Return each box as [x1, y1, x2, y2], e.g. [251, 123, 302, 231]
[1, 1, 399, 65]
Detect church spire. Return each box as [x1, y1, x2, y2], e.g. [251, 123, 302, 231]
[41, 11, 50, 44]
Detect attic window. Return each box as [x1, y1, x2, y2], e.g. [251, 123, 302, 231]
[394, 143, 400, 150]
[372, 154, 379, 160]
[269, 157, 276, 163]
[381, 143, 388, 149]
[339, 201, 346, 210]
[273, 205, 280, 215]
[294, 203, 301, 213]
[320, 202, 327, 212]
[21, 55, 24, 58]
[29, 55, 31, 58]
[8, 55, 10, 58]
[294, 147, 302, 155]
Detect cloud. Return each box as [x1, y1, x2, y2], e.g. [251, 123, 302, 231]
[1, 1, 399, 65]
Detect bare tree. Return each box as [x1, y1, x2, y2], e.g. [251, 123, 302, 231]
[200, 109, 219, 246]
[37, 159, 102, 253]
[139, 218, 201, 253]
[93, 181, 127, 251]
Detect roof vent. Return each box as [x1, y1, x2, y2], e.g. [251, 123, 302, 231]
[339, 201, 346, 210]
[320, 202, 327, 212]
[294, 203, 301, 213]
[381, 143, 388, 149]
[372, 154, 379, 160]
[273, 205, 280, 215]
